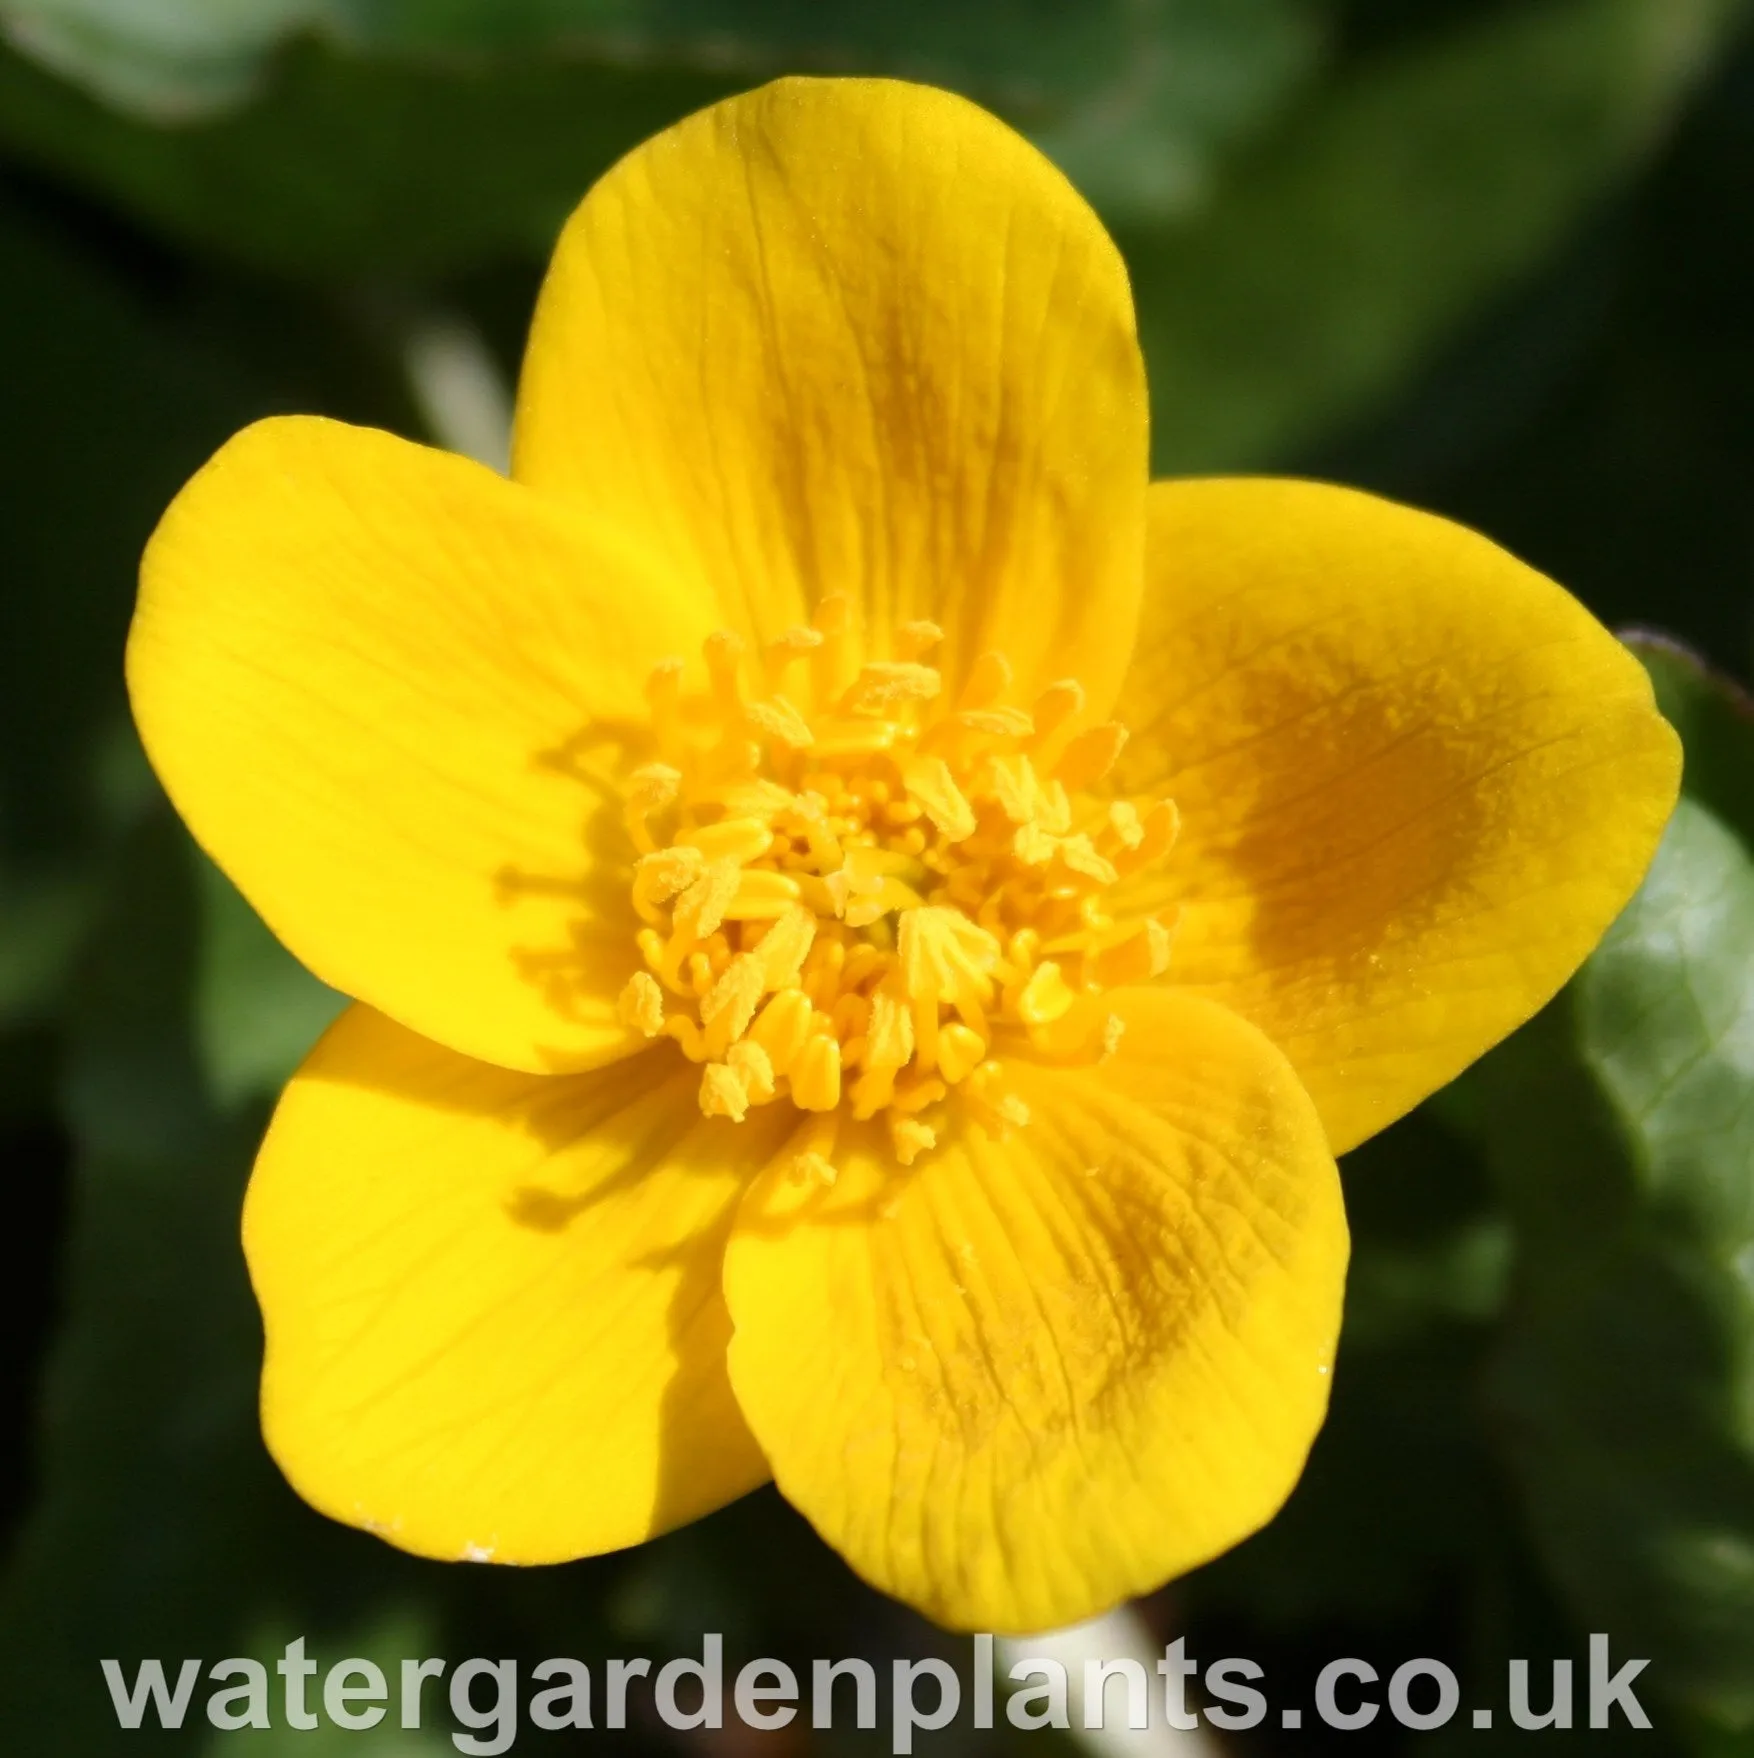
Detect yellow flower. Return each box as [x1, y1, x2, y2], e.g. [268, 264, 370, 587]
[126, 78, 1678, 1634]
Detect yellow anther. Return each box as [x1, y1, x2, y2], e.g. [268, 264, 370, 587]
[724, 867, 805, 920]
[900, 755, 976, 841]
[680, 817, 774, 864]
[717, 779, 797, 821]
[841, 942, 890, 989]
[727, 1038, 776, 1105]
[988, 751, 1042, 825]
[749, 988, 815, 1075]
[840, 662, 942, 716]
[796, 870, 852, 917]
[1017, 960, 1075, 1027]
[802, 935, 847, 1006]
[752, 904, 816, 988]
[899, 906, 1001, 1007]
[935, 1021, 988, 1085]
[865, 986, 916, 1069]
[1012, 822, 1058, 867]
[617, 970, 666, 1036]
[911, 995, 940, 1071]
[632, 845, 706, 920]
[830, 990, 872, 1044]
[746, 696, 815, 749]
[619, 630, 1176, 1159]
[959, 650, 1013, 709]
[844, 875, 924, 930]
[624, 762, 681, 852]
[891, 1118, 936, 1166]
[1056, 834, 1119, 886]
[1036, 777, 1073, 835]
[1056, 721, 1129, 789]
[790, 1033, 843, 1112]
[849, 1063, 898, 1121]
[700, 1061, 750, 1122]
[673, 857, 743, 942]
[767, 625, 824, 675]
[1107, 799, 1144, 850]
[1101, 1013, 1126, 1060]
[701, 952, 766, 1053]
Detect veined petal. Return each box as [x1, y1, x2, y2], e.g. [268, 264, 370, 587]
[1116, 477, 1681, 1154]
[514, 77, 1147, 717]
[129, 415, 720, 1074]
[723, 989, 1346, 1634]
[246, 1005, 783, 1563]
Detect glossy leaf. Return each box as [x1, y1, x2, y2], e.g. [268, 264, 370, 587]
[1630, 633, 1754, 853]
[0, 0, 1315, 277]
[1463, 798, 1754, 1729]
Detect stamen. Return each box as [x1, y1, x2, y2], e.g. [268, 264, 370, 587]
[841, 662, 942, 717]
[617, 971, 665, 1036]
[1056, 722, 1129, 789]
[616, 633, 1180, 1160]
[746, 696, 815, 749]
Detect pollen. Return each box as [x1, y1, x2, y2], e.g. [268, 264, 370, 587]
[618, 600, 1179, 1171]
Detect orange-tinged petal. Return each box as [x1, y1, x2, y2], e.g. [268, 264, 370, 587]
[247, 1005, 784, 1563]
[723, 989, 1346, 1633]
[514, 77, 1147, 718]
[129, 415, 720, 1074]
[1116, 477, 1681, 1154]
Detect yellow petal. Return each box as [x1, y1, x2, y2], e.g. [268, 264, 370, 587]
[1116, 478, 1681, 1155]
[514, 77, 1147, 718]
[246, 1005, 783, 1563]
[722, 989, 1346, 1633]
[129, 415, 719, 1074]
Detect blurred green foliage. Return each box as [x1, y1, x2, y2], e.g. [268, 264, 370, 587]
[1, 0, 1752, 1750]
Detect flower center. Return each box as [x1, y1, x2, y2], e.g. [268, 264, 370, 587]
[615, 597, 1178, 1175]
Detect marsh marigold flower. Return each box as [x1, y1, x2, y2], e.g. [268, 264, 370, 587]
[127, 78, 1678, 1633]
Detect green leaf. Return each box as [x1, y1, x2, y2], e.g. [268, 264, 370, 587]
[1579, 800, 1754, 1249]
[1628, 633, 1754, 854]
[194, 857, 343, 1109]
[0, 0, 310, 120]
[0, 39, 737, 277]
[1460, 797, 1754, 1729]
[0, 0, 1318, 225]
[1119, 0, 1743, 471]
